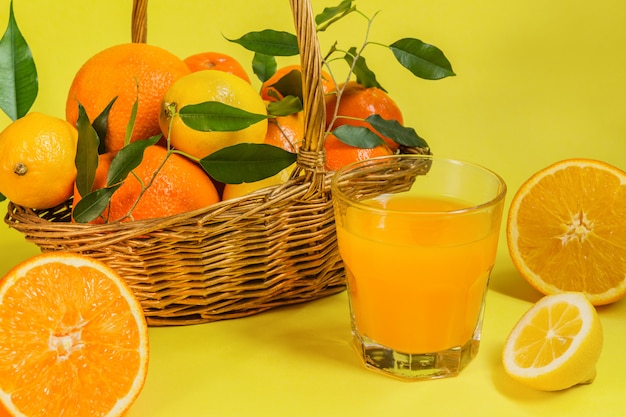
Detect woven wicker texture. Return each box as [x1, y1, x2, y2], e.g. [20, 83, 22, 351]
[5, 0, 345, 326]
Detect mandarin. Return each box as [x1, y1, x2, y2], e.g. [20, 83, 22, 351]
[325, 81, 404, 152]
[66, 43, 190, 153]
[0, 112, 78, 209]
[73, 145, 219, 222]
[323, 133, 393, 171]
[264, 112, 305, 153]
[0, 252, 149, 417]
[184, 51, 251, 83]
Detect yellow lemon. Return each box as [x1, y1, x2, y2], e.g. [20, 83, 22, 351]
[159, 70, 268, 159]
[502, 292, 603, 391]
[221, 163, 296, 201]
[0, 112, 78, 209]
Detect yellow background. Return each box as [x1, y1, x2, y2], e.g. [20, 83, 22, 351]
[1, 0, 625, 415]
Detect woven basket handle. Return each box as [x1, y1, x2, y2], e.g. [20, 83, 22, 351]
[132, 0, 148, 43]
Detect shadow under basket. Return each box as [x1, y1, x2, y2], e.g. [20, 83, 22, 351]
[5, 174, 346, 326]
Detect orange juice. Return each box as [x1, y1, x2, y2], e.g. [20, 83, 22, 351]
[335, 193, 501, 353]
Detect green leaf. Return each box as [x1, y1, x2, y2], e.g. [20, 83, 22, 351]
[267, 96, 303, 117]
[344, 47, 384, 91]
[124, 88, 139, 147]
[107, 136, 160, 186]
[72, 184, 122, 224]
[179, 101, 268, 132]
[389, 38, 456, 80]
[366, 115, 429, 148]
[315, 0, 356, 32]
[332, 125, 384, 148]
[91, 96, 117, 154]
[0, 0, 37, 120]
[74, 104, 100, 198]
[252, 52, 276, 83]
[0, 193, 6, 203]
[200, 143, 297, 184]
[266, 68, 303, 101]
[227, 30, 299, 57]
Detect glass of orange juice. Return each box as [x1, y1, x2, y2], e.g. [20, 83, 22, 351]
[331, 155, 507, 380]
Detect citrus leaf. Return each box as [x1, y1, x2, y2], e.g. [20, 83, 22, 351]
[344, 47, 385, 91]
[179, 101, 268, 132]
[266, 68, 303, 101]
[200, 143, 297, 184]
[366, 114, 429, 148]
[267, 96, 303, 117]
[0, 0, 37, 120]
[252, 52, 277, 83]
[92, 96, 117, 154]
[227, 30, 299, 57]
[315, 0, 356, 32]
[124, 92, 139, 147]
[74, 104, 100, 198]
[107, 136, 160, 186]
[332, 125, 384, 148]
[72, 184, 122, 224]
[389, 38, 456, 80]
[0, 193, 6, 203]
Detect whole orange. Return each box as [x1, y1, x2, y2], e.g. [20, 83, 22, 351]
[264, 112, 305, 153]
[261, 64, 336, 102]
[65, 43, 191, 153]
[323, 133, 393, 171]
[73, 145, 219, 223]
[325, 81, 404, 152]
[0, 112, 78, 209]
[159, 70, 268, 159]
[184, 51, 251, 83]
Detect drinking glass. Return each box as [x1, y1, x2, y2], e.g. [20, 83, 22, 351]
[331, 155, 507, 380]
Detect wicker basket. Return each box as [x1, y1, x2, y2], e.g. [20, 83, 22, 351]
[4, 0, 345, 326]
[4, 0, 428, 326]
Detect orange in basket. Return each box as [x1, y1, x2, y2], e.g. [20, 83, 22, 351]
[0, 253, 149, 417]
[65, 42, 191, 153]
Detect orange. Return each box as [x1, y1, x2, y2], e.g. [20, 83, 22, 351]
[507, 158, 626, 305]
[325, 81, 404, 151]
[73, 145, 219, 222]
[502, 292, 603, 391]
[264, 112, 305, 153]
[260, 64, 336, 102]
[0, 252, 149, 416]
[159, 70, 268, 159]
[66, 43, 191, 153]
[0, 112, 78, 209]
[323, 133, 393, 171]
[184, 51, 251, 83]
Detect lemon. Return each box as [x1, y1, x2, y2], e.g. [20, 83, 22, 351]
[159, 70, 268, 159]
[0, 112, 78, 209]
[502, 292, 603, 391]
[221, 163, 296, 201]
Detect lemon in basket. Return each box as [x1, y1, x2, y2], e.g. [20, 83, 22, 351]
[502, 292, 603, 391]
[0, 112, 78, 209]
[159, 70, 268, 159]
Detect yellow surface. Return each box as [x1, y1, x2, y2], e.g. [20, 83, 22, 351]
[1, 0, 625, 415]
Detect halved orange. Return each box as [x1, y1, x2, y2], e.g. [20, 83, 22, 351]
[507, 158, 626, 305]
[0, 253, 149, 417]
